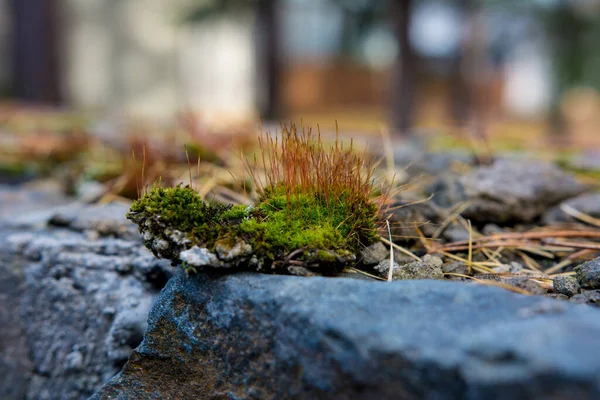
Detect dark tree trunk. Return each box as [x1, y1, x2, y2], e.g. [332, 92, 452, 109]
[389, 0, 416, 137]
[10, 0, 62, 104]
[549, 104, 567, 139]
[447, 0, 471, 127]
[256, 0, 281, 120]
[545, 6, 585, 143]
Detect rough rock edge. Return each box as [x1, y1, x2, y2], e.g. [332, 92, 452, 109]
[93, 272, 600, 399]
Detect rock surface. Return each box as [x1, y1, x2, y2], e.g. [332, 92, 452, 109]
[553, 275, 581, 297]
[432, 159, 586, 223]
[94, 272, 600, 400]
[575, 257, 600, 290]
[392, 145, 473, 176]
[570, 290, 600, 306]
[542, 192, 600, 225]
[0, 185, 171, 400]
[375, 254, 444, 280]
[388, 201, 443, 241]
[358, 242, 389, 266]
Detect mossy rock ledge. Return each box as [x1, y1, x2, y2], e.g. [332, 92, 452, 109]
[127, 185, 379, 276]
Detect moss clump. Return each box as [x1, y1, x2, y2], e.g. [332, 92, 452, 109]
[128, 185, 247, 257]
[240, 188, 378, 254]
[128, 185, 378, 273]
[127, 124, 386, 275]
[130, 184, 230, 243]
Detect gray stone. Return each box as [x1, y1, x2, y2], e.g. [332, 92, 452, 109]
[433, 159, 586, 223]
[76, 181, 106, 203]
[180, 246, 222, 268]
[500, 276, 548, 296]
[375, 254, 444, 280]
[7, 232, 169, 400]
[0, 182, 70, 228]
[570, 290, 600, 306]
[392, 145, 473, 176]
[442, 225, 471, 242]
[393, 251, 421, 265]
[543, 192, 600, 225]
[492, 262, 525, 274]
[575, 257, 600, 290]
[442, 261, 470, 279]
[359, 242, 389, 266]
[482, 223, 504, 235]
[429, 174, 466, 209]
[553, 276, 581, 297]
[0, 186, 172, 400]
[94, 272, 600, 399]
[64, 351, 84, 371]
[104, 299, 154, 365]
[373, 259, 400, 278]
[546, 293, 569, 301]
[568, 151, 600, 171]
[0, 231, 33, 400]
[48, 202, 139, 240]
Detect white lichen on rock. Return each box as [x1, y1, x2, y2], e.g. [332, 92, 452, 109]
[215, 240, 252, 261]
[376, 255, 444, 281]
[180, 246, 223, 268]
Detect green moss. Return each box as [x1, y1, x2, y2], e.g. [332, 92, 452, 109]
[128, 123, 386, 274]
[248, 191, 377, 252]
[220, 204, 250, 221]
[186, 142, 224, 165]
[315, 249, 338, 263]
[128, 184, 237, 249]
[0, 162, 30, 177]
[556, 158, 600, 182]
[0, 162, 41, 182]
[128, 183, 380, 273]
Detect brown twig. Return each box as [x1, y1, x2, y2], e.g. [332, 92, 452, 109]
[541, 239, 600, 251]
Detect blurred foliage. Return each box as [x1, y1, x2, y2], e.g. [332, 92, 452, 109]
[540, 3, 600, 97]
[183, 0, 600, 82]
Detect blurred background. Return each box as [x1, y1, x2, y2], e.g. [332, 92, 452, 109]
[1, 0, 600, 147]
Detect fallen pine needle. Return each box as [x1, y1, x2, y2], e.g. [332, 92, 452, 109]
[517, 251, 542, 272]
[432, 201, 471, 239]
[386, 220, 394, 282]
[445, 230, 600, 246]
[347, 267, 386, 281]
[467, 219, 473, 274]
[542, 239, 600, 251]
[544, 259, 573, 275]
[444, 273, 532, 295]
[560, 204, 600, 227]
[380, 237, 422, 262]
[436, 250, 497, 273]
[567, 249, 599, 260]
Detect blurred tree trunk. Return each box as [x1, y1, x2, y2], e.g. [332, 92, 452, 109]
[256, 0, 281, 120]
[389, 0, 416, 137]
[544, 6, 587, 143]
[10, 0, 62, 104]
[448, 0, 471, 127]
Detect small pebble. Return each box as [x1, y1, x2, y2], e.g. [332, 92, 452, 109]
[359, 242, 388, 266]
[552, 276, 580, 297]
[570, 290, 600, 306]
[575, 258, 600, 290]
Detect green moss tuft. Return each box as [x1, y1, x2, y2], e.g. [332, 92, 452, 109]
[246, 191, 377, 253]
[127, 124, 387, 275]
[128, 184, 237, 249]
